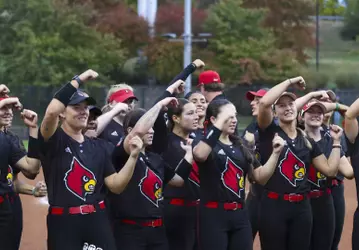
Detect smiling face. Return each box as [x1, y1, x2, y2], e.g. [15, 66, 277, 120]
[188, 92, 207, 118]
[274, 96, 297, 124]
[0, 104, 13, 127]
[303, 105, 324, 128]
[173, 102, 199, 132]
[219, 104, 238, 135]
[63, 102, 89, 131]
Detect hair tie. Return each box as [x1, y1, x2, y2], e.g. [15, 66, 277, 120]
[203, 120, 209, 136]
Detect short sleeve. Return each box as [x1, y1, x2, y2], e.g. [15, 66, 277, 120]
[310, 139, 323, 159]
[164, 163, 176, 184]
[102, 141, 116, 177]
[38, 128, 62, 156]
[8, 138, 26, 167]
[111, 137, 130, 171]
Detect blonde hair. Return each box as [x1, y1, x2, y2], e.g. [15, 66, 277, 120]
[102, 83, 134, 114]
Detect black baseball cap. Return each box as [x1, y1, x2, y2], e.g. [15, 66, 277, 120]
[68, 90, 96, 106]
[89, 106, 102, 116]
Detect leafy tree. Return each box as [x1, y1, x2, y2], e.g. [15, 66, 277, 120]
[204, 0, 302, 84]
[0, 0, 127, 88]
[341, 0, 359, 40]
[242, 0, 315, 64]
[319, 0, 346, 16]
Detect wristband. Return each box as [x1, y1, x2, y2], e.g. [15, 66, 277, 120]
[27, 136, 40, 159]
[335, 103, 339, 111]
[72, 75, 83, 87]
[202, 126, 222, 148]
[53, 82, 77, 106]
[175, 159, 193, 180]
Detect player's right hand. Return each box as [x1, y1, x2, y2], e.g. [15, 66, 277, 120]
[0, 84, 10, 96]
[193, 59, 205, 68]
[272, 133, 285, 154]
[33, 181, 47, 197]
[111, 102, 129, 115]
[0, 97, 22, 110]
[244, 131, 255, 146]
[129, 136, 143, 156]
[78, 69, 99, 83]
[289, 76, 306, 90]
[166, 80, 185, 95]
[158, 97, 178, 111]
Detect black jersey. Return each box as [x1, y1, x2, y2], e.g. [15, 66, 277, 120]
[0, 132, 26, 195]
[308, 131, 345, 190]
[196, 140, 260, 203]
[162, 132, 200, 200]
[98, 119, 124, 146]
[38, 128, 115, 207]
[110, 139, 176, 219]
[258, 123, 322, 194]
[346, 133, 359, 201]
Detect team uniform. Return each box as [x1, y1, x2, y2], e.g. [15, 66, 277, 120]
[38, 128, 117, 250]
[308, 130, 345, 250]
[162, 132, 200, 250]
[242, 120, 262, 239]
[345, 133, 359, 250]
[6, 131, 27, 250]
[257, 122, 322, 250]
[196, 138, 258, 250]
[110, 139, 192, 250]
[98, 120, 124, 146]
[0, 131, 27, 250]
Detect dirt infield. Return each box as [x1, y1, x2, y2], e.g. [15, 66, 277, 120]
[19, 171, 357, 250]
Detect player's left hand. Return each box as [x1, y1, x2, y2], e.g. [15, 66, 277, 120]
[167, 80, 185, 95]
[329, 124, 343, 142]
[33, 181, 47, 197]
[272, 133, 285, 154]
[21, 109, 38, 128]
[244, 131, 255, 146]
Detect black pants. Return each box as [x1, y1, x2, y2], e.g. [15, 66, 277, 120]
[113, 219, 168, 250]
[163, 200, 198, 250]
[309, 192, 335, 250]
[331, 183, 345, 250]
[47, 209, 116, 250]
[259, 193, 312, 250]
[10, 194, 22, 250]
[352, 208, 359, 250]
[199, 203, 252, 250]
[245, 184, 263, 239]
[0, 197, 16, 250]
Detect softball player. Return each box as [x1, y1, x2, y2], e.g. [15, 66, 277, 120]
[162, 98, 200, 250]
[243, 88, 267, 239]
[192, 98, 286, 250]
[38, 70, 142, 250]
[185, 91, 207, 134]
[343, 96, 359, 250]
[0, 88, 41, 249]
[301, 101, 353, 250]
[256, 77, 342, 250]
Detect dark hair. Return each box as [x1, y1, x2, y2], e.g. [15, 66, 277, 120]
[167, 98, 190, 131]
[184, 91, 201, 100]
[123, 108, 146, 135]
[203, 82, 225, 92]
[205, 99, 256, 182]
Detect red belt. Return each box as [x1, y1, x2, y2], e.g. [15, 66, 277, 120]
[121, 218, 163, 227]
[267, 191, 306, 203]
[332, 179, 343, 186]
[308, 188, 331, 199]
[49, 201, 105, 215]
[204, 201, 243, 211]
[169, 198, 199, 207]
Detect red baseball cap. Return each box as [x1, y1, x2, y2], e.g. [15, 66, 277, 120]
[301, 102, 326, 116]
[197, 70, 221, 87]
[108, 89, 138, 103]
[246, 89, 268, 101]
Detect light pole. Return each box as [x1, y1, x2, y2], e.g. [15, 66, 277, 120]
[183, 0, 192, 94]
[316, 0, 320, 72]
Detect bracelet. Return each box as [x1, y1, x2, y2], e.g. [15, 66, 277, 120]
[31, 187, 36, 196]
[332, 144, 342, 149]
[335, 103, 339, 111]
[72, 75, 83, 87]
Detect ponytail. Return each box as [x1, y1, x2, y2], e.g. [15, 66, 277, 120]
[296, 128, 313, 150]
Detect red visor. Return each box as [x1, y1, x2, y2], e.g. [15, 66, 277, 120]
[108, 89, 138, 103]
[246, 89, 267, 101]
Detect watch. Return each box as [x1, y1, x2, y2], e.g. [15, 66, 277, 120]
[72, 75, 83, 86]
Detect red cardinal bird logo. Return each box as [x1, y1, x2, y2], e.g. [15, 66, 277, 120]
[279, 149, 306, 187]
[308, 164, 326, 187]
[6, 166, 13, 187]
[221, 157, 245, 198]
[188, 162, 200, 187]
[139, 167, 163, 207]
[64, 157, 97, 201]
